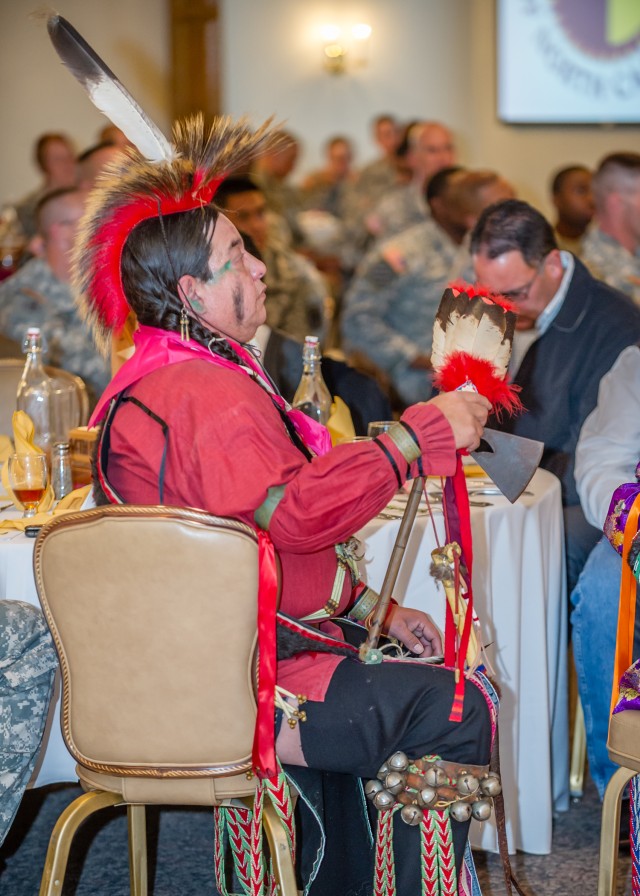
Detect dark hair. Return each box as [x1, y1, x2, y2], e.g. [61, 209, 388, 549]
[550, 165, 591, 196]
[425, 166, 464, 203]
[470, 199, 557, 265]
[120, 205, 240, 361]
[395, 120, 421, 160]
[34, 133, 72, 171]
[215, 175, 263, 206]
[77, 141, 116, 164]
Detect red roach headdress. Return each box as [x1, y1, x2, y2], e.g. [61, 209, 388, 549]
[46, 14, 279, 354]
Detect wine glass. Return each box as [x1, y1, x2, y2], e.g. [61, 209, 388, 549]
[367, 421, 395, 438]
[8, 453, 48, 518]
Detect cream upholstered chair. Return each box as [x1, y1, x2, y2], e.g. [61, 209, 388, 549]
[598, 713, 640, 894]
[34, 505, 297, 896]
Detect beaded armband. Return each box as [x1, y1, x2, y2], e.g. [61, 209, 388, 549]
[347, 585, 380, 622]
[385, 422, 421, 463]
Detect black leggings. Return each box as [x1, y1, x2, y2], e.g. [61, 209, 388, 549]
[297, 656, 492, 895]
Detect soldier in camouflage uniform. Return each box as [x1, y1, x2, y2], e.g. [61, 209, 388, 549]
[342, 168, 468, 407]
[215, 177, 328, 342]
[0, 600, 58, 846]
[0, 188, 110, 404]
[581, 152, 640, 305]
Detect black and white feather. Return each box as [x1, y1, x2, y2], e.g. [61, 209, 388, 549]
[47, 14, 175, 163]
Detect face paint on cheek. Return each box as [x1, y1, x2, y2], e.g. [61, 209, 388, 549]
[210, 260, 232, 284]
[190, 296, 206, 313]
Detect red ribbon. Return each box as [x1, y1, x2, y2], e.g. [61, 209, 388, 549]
[253, 530, 279, 779]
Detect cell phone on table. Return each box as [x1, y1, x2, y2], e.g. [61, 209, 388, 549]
[25, 526, 42, 538]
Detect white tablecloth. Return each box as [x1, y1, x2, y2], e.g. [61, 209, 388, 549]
[356, 468, 569, 855]
[0, 527, 77, 786]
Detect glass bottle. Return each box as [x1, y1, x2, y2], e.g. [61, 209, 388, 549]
[51, 442, 73, 500]
[16, 327, 52, 455]
[292, 336, 332, 426]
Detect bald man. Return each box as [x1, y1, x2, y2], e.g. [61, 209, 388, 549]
[0, 188, 109, 402]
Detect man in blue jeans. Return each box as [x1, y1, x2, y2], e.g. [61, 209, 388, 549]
[571, 343, 640, 797]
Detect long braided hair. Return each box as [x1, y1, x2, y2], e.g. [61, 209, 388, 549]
[120, 204, 243, 364]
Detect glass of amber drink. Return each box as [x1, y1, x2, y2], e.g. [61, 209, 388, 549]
[8, 453, 48, 518]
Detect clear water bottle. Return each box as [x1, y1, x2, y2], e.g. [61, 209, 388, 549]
[292, 336, 332, 426]
[51, 442, 73, 500]
[16, 327, 52, 455]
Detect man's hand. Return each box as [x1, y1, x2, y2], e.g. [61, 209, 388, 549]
[427, 391, 491, 452]
[383, 605, 443, 656]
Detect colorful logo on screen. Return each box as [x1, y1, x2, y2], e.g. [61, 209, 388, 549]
[554, 0, 640, 58]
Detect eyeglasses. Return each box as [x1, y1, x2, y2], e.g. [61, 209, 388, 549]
[500, 259, 546, 303]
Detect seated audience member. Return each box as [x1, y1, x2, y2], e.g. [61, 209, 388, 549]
[366, 121, 457, 242]
[0, 600, 58, 847]
[78, 114, 494, 895]
[343, 167, 510, 409]
[581, 152, 640, 304]
[76, 142, 123, 192]
[98, 123, 133, 150]
[251, 131, 304, 244]
[215, 176, 328, 342]
[300, 136, 357, 219]
[550, 164, 594, 256]
[0, 189, 110, 402]
[343, 166, 466, 407]
[14, 133, 77, 239]
[470, 199, 640, 592]
[571, 343, 640, 798]
[356, 113, 401, 203]
[253, 323, 393, 435]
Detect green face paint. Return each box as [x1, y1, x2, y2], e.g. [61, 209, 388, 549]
[210, 260, 233, 284]
[190, 296, 206, 313]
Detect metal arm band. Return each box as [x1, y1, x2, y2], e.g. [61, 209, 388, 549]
[386, 422, 421, 463]
[255, 484, 286, 530]
[372, 437, 403, 488]
[347, 586, 381, 622]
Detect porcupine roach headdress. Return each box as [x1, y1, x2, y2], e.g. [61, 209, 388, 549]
[46, 14, 280, 355]
[47, 16, 285, 787]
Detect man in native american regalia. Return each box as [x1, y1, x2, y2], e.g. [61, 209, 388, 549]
[45, 16, 503, 895]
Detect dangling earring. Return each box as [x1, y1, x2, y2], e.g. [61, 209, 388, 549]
[180, 305, 190, 342]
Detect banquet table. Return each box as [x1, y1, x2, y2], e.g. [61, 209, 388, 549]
[356, 467, 568, 855]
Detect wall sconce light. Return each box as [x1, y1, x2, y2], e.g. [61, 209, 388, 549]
[321, 23, 372, 75]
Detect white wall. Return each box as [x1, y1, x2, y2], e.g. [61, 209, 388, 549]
[1, 0, 638, 219]
[0, 0, 170, 204]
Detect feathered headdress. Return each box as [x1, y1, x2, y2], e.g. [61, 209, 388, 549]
[47, 15, 280, 354]
[431, 283, 521, 416]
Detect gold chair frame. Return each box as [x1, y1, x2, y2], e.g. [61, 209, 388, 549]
[34, 504, 296, 896]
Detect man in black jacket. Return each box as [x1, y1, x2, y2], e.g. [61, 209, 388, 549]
[471, 199, 640, 592]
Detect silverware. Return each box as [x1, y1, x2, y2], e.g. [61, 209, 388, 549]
[0, 502, 13, 513]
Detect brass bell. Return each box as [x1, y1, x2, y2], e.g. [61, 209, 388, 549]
[471, 799, 493, 821]
[400, 804, 422, 826]
[388, 751, 409, 772]
[480, 773, 502, 797]
[373, 789, 396, 810]
[456, 774, 480, 796]
[384, 771, 406, 795]
[424, 766, 446, 787]
[365, 779, 383, 800]
[377, 762, 390, 781]
[450, 800, 472, 822]
[417, 786, 437, 807]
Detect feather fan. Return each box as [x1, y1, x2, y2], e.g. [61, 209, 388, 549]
[431, 284, 521, 415]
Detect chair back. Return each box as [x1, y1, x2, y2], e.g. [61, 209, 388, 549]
[34, 505, 261, 781]
[0, 359, 89, 438]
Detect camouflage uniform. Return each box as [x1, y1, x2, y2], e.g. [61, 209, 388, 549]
[581, 226, 640, 304]
[0, 257, 110, 403]
[0, 600, 58, 846]
[342, 218, 459, 406]
[262, 240, 328, 342]
[368, 183, 428, 243]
